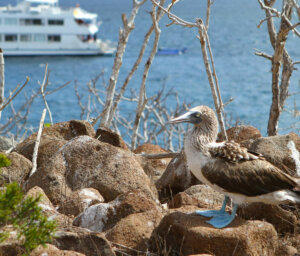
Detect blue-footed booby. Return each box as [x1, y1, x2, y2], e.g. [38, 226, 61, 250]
[169, 105, 300, 228]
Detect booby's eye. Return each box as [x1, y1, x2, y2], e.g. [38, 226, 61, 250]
[192, 112, 201, 118]
[191, 112, 202, 124]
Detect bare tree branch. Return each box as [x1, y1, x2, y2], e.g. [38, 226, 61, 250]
[205, 0, 212, 30]
[150, 0, 228, 140]
[135, 152, 179, 159]
[0, 77, 30, 112]
[131, 2, 164, 149]
[257, 0, 299, 135]
[254, 49, 273, 61]
[100, 0, 147, 128]
[0, 49, 4, 120]
[39, 64, 53, 125]
[107, 0, 171, 127]
[30, 108, 47, 177]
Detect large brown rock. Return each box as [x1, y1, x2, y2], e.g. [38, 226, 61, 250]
[152, 206, 278, 256]
[74, 190, 163, 252]
[169, 192, 206, 209]
[289, 234, 300, 253]
[134, 143, 172, 181]
[62, 188, 105, 217]
[169, 189, 225, 211]
[16, 120, 95, 168]
[184, 185, 225, 209]
[0, 152, 32, 186]
[53, 227, 115, 256]
[30, 244, 85, 256]
[155, 151, 200, 196]
[26, 186, 73, 228]
[95, 127, 128, 150]
[238, 203, 297, 234]
[0, 136, 13, 152]
[106, 210, 163, 252]
[73, 190, 162, 232]
[275, 241, 298, 256]
[0, 225, 22, 256]
[249, 133, 300, 175]
[217, 125, 261, 143]
[25, 137, 157, 211]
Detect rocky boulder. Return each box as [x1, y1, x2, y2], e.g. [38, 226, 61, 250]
[0, 225, 22, 256]
[95, 127, 128, 150]
[73, 190, 162, 232]
[152, 206, 278, 256]
[155, 151, 200, 197]
[15, 120, 95, 168]
[25, 186, 73, 228]
[134, 143, 172, 181]
[61, 188, 105, 217]
[53, 227, 115, 256]
[30, 244, 85, 256]
[184, 185, 225, 208]
[217, 125, 261, 143]
[25, 136, 157, 211]
[238, 203, 297, 234]
[249, 133, 300, 175]
[276, 243, 298, 256]
[106, 209, 163, 252]
[74, 190, 164, 251]
[0, 136, 13, 152]
[169, 190, 225, 211]
[0, 152, 32, 186]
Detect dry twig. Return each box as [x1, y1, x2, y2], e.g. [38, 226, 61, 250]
[0, 49, 4, 120]
[30, 108, 46, 177]
[39, 64, 53, 125]
[100, 0, 147, 128]
[131, 0, 165, 149]
[257, 0, 300, 135]
[151, 0, 228, 140]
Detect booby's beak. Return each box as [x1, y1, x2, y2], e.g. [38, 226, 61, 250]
[169, 111, 192, 124]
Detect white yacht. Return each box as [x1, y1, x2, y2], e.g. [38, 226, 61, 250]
[0, 0, 116, 56]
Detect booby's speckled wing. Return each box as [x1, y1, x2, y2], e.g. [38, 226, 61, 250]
[201, 158, 298, 197]
[208, 141, 263, 162]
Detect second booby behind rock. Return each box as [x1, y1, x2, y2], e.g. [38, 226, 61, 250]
[169, 105, 300, 228]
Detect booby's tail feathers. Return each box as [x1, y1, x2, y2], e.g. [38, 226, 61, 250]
[285, 190, 300, 204]
[295, 177, 300, 187]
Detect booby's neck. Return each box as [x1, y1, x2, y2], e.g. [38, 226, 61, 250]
[185, 124, 218, 156]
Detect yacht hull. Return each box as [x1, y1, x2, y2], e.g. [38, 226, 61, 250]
[3, 49, 114, 57]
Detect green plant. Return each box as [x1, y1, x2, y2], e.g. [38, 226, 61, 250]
[0, 154, 56, 255]
[0, 153, 11, 168]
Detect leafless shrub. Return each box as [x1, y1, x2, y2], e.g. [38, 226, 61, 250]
[74, 73, 192, 151]
[256, 0, 300, 136]
[0, 59, 70, 141]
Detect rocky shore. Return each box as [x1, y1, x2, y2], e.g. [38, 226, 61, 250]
[0, 120, 299, 256]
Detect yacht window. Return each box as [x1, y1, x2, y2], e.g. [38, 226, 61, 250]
[48, 19, 64, 26]
[20, 19, 43, 26]
[0, 35, 2, 42]
[33, 34, 46, 42]
[48, 35, 61, 42]
[4, 18, 18, 25]
[20, 34, 32, 42]
[0, 19, 2, 25]
[5, 34, 17, 42]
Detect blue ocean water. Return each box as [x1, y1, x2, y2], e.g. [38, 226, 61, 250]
[1, 0, 299, 137]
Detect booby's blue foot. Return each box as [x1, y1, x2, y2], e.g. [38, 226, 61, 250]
[195, 195, 229, 217]
[206, 204, 238, 228]
[195, 209, 224, 217]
